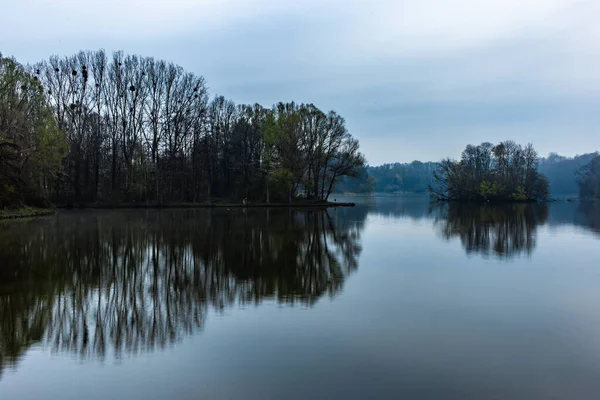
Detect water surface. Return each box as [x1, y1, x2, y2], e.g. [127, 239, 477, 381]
[1, 198, 600, 399]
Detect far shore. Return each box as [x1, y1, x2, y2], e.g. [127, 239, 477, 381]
[431, 198, 540, 203]
[335, 191, 584, 203]
[430, 196, 584, 204]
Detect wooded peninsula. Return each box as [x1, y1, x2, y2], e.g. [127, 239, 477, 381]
[0, 50, 365, 211]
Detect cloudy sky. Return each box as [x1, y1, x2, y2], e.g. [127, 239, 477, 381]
[1, 0, 599, 165]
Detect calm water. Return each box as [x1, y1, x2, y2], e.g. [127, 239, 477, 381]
[1, 197, 600, 400]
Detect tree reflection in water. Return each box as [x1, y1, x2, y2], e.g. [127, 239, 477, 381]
[432, 203, 549, 258]
[0, 208, 366, 378]
[576, 201, 600, 236]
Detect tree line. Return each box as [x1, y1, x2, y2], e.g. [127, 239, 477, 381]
[334, 161, 436, 194]
[0, 50, 365, 208]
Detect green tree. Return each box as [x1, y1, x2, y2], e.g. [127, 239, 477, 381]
[0, 54, 67, 208]
[270, 168, 294, 203]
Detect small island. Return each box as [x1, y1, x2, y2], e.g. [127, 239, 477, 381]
[428, 141, 550, 202]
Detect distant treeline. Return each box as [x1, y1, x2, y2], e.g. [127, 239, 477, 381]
[0, 50, 365, 208]
[576, 155, 600, 198]
[335, 161, 437, 194]
[337, 148, 600, 199]
[539, 152, 599, 196]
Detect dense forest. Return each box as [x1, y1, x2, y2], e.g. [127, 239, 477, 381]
[0, 50, 365, 208]
[430, 141, 549, 201]
[576, 155, 600, 198]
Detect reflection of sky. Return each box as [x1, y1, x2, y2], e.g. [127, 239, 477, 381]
[2, 0, 599, 164]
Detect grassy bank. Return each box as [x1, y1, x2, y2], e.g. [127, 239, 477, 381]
[0, 207, 56, 220]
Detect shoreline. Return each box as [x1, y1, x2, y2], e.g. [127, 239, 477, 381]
[57, 201, 356, 210]
[1, 202, 355, 220]
[0, 207, 57, 220]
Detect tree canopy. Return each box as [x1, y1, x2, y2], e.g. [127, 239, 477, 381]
[429, 141, 549, 202]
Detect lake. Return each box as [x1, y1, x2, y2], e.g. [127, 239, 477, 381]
[1, 197, 600, 400]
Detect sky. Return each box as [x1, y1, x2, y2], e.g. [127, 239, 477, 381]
[1, 0, 599, 165]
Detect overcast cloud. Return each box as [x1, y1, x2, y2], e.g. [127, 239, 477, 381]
[1, 0, 599, 164]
